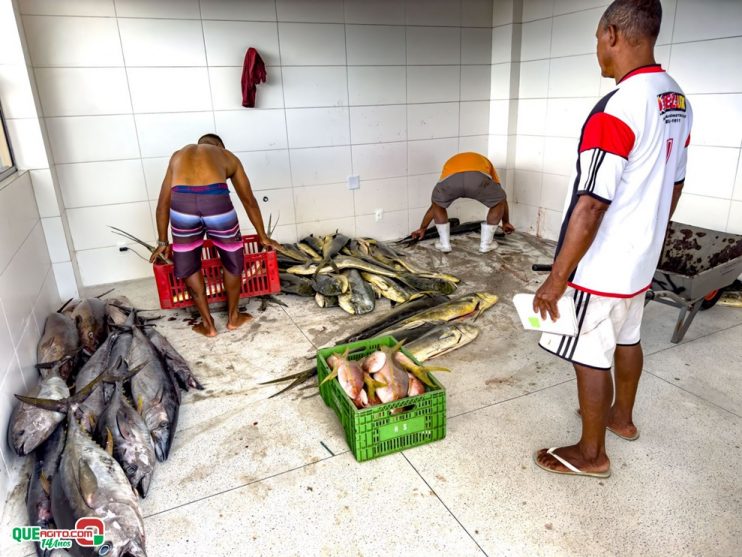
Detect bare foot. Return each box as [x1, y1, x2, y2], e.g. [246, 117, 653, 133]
[535, 445, 610, 475]
[577, 408, 639, 440]
[227, 312, 253, 331]
[192, 322, 218, 337]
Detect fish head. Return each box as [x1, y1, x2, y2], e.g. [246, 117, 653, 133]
[151, 421, 173, 462]
[362, 351, 386, 374]
[97, 533, 147, 557]
[474, 292, 499, 310]
[455, 323, 480, 343]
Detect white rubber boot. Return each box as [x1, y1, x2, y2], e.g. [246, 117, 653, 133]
[479, 223, 498, 253]
[434, 223, 452, 253]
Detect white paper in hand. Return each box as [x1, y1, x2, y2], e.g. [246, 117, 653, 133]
[512, 293, 578, 336]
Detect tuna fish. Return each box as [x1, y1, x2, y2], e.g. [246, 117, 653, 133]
[129, 328, 180, 462]
[53, 412, 147, 556]
[71, 298, 108, 355]
[26, 422, 66, 557]
[95, 381, 156, 497]
[9, 364, 69, 455]
[36, 313, 80, 381]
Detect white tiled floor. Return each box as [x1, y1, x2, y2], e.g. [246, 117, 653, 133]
[4, 233, 740, 556]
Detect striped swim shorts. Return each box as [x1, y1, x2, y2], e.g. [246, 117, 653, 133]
[169, 183, 244, 279]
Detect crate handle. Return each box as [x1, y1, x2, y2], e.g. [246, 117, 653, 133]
[395, 402, 417, 415]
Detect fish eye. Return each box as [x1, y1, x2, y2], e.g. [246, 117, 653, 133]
[98, 542, 112, 555]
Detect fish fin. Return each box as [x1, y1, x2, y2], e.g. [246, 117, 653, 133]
[268, 370, 317, 398]
[40, 471, 51, 496]
[88, 414, 96, 429]
[319, 359, 340, 386]
[421, 365, 450, 373]
[407, 367, 437, 388]
[116, 409, 132, 440]
[105, 427, 114, 456]
[56, 298, 74, 313]
[78, 459, 99, 509]
[14, 394, 66, 413]
[258, 366, 318, 385]
[137, 395, 144, 413]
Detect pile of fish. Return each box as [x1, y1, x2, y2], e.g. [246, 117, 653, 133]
[322, 342, 447, 409]
[275, 234, 461, 314]
[9, 295, 202, 557]
[262, 292, 498, 397]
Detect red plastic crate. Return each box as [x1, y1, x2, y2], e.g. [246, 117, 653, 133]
[153, 235, 280, 309]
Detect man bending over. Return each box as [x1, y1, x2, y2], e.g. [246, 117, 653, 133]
[150, 133, 278, 337]
[410, 152, 514, 253]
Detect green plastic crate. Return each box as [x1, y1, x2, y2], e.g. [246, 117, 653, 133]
[317, 336, 446, 462]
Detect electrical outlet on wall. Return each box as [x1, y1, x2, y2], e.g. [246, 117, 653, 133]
[347, 175, 360, 190]
[374, 208, 383, 222]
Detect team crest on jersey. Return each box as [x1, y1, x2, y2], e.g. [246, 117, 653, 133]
[657, 92, 686, 114]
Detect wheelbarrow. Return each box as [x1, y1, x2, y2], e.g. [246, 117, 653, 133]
[647, 221, 742, 343]
[530, 221, 742, 344]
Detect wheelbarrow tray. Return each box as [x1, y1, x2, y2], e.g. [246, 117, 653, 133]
[649, 222, 742, 342]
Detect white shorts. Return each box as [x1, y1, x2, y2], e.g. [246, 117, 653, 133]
[539, 288, 645, 370]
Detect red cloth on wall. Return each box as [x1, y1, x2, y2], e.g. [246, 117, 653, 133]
[241, 47, 267, 108]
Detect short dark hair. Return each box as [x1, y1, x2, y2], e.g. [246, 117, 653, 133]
[600, 0, 662, 44]
[198, 133, 225, 148]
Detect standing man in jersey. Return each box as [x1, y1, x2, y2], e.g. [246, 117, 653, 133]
[150, 133, 279, 337]
[410, 152, 515, 253]
[532, 0, 692, 477]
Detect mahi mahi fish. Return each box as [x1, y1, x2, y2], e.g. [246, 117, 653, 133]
[405, 323, 480, 362]
[338, 269, 375, 315]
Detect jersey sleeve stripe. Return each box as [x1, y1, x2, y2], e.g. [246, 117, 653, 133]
[684, 133, 691, 147]
[576, 190, 612, 205]
[579, 112, 636, 160]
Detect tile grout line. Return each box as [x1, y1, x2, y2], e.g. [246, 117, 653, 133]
[341, 0, 357, 234]
[642, 368, 742, 419]
[110, 1, 157, 245]
[401, 453, 490, 557]
[277, 305, 319, 351]
[141, 454, 336, 520]
[642, 318, 742, 358]
[447, 377, 577, 421]
[196, 0, 218, 133]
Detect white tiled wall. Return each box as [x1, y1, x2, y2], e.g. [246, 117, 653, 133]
[506, 0, 742, 240]
[0, 171, 60, 503]
[13, 0, 496, 286]
[6, 0, 741, 294]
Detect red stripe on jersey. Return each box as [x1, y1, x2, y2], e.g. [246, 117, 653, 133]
[568, 282, 651, 298]
[579, 112, 636, 159]
[618, 64, 664, 83]
[685, 133, 691, 147]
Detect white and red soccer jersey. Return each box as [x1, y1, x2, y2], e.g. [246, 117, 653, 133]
[556, 64, 693, 297]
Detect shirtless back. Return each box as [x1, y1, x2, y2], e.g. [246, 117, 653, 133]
[167, 143, 237, 187]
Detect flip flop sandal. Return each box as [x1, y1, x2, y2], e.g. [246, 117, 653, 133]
[575, 409, 640, 441]
[533, 447, 611, 479]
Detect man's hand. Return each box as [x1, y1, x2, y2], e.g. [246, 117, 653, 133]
[150, 245, 168, 264]
[502, 222, 515, 234]
[259, 236, 281, 251]
[533, 272, 568, 321]
[410, 228, 427, 240]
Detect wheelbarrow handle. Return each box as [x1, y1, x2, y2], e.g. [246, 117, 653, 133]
[531, 264, 553, 272]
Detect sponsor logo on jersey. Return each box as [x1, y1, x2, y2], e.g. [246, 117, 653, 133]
[657, 92, 686, 114]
